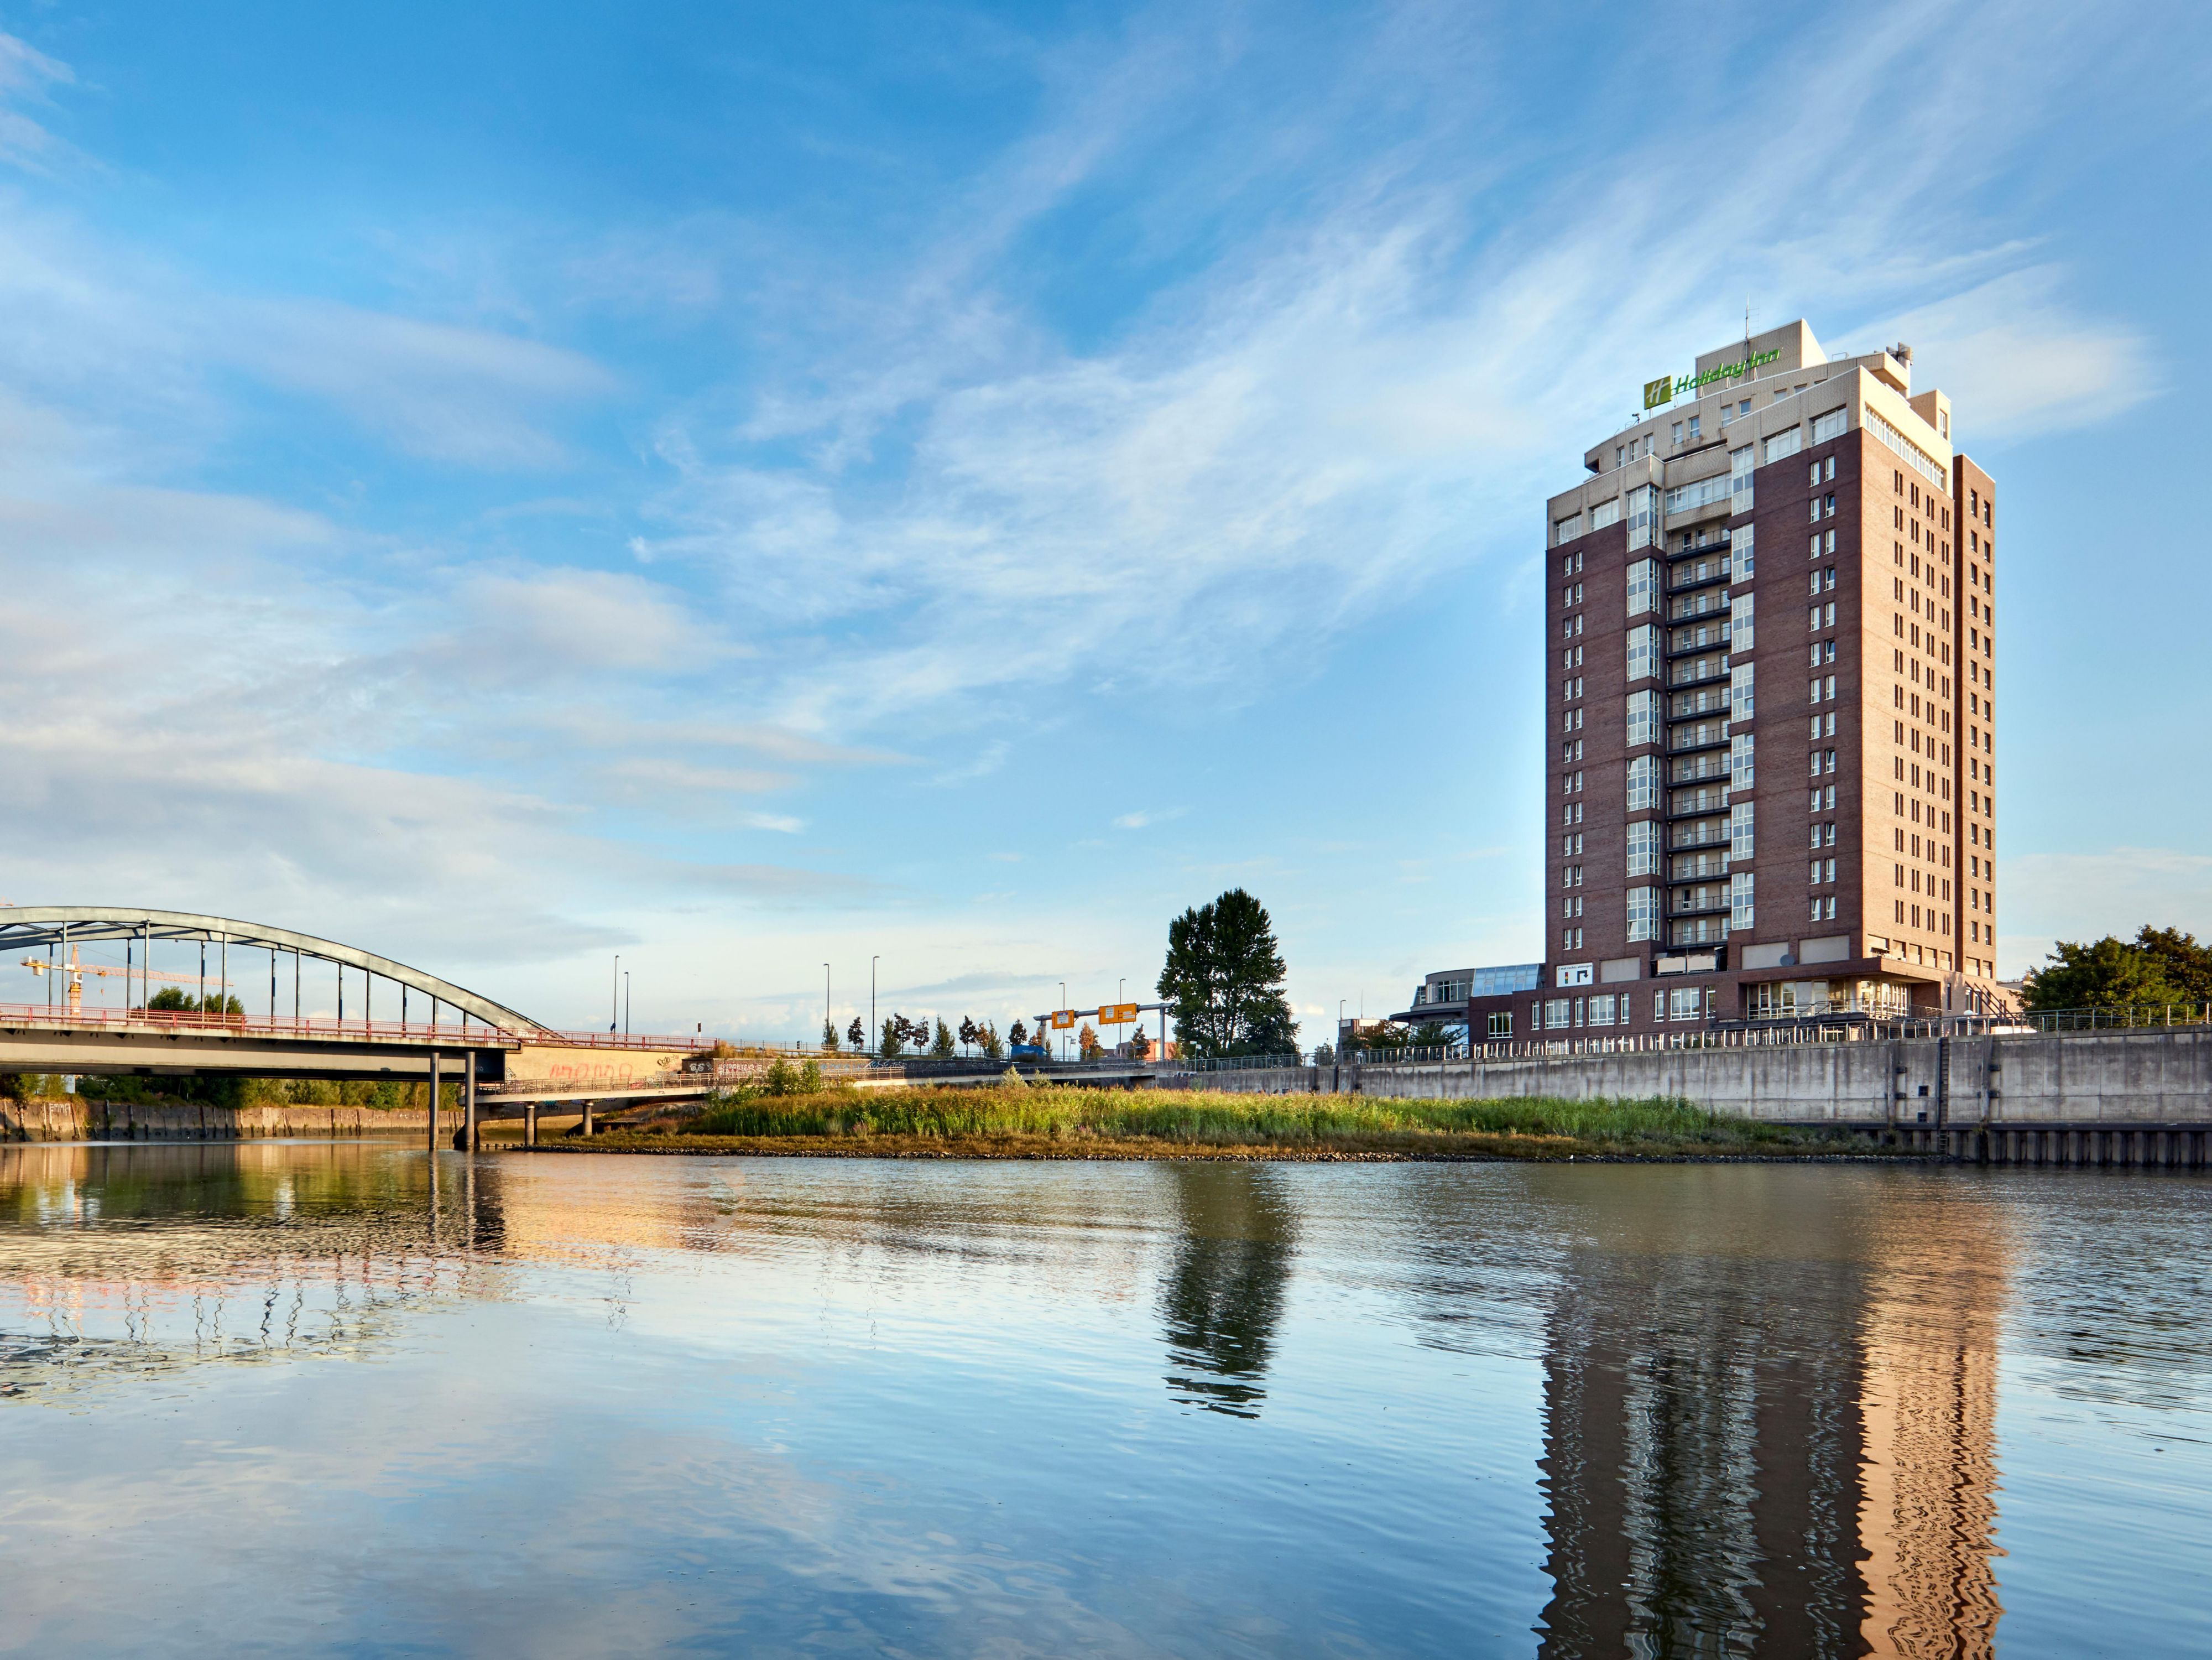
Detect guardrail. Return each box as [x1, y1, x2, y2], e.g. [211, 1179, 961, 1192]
[0, 1002, 519, 1047]
[2016, 1004, 2212, 1033]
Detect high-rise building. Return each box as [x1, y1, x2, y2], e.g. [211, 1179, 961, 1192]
[1406, 320, 2000, 1040]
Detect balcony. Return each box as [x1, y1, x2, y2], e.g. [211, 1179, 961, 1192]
[1671, 852, 1730, 881]
[1670, 687, 1729, 719]
[1668, 588, 1730, 622]
[1669, 655, 1729, 688]
[1663, 566, 1734, 597]
[1667, 622, 1730, 657]
[1668, 721, 1729, 753]
[1667, 785, 1729, 819]
[1669, 918, 1729, 948]
[1669, 754, 1728, 785]
[1670, 819, 1729, 849]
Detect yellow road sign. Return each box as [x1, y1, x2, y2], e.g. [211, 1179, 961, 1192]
[1098, 1003, 1140, 1023]
[1050, 1011, 1076, 1029]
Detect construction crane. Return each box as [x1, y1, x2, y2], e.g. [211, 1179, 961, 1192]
[22, 945, 228, 1018]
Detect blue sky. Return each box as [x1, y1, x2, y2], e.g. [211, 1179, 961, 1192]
[1, 0, 2206, 1039]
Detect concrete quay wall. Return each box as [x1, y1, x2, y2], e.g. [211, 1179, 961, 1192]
[1198, 1027, 2212, 1130]
[0, 1099, 454, 1142]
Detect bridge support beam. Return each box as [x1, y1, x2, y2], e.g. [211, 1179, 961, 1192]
[427, 1050, 440, 1153]
[581, 1100, 594, 1138]
[525, 1102, 538, 1147]
[463, 1060, 478, 1153]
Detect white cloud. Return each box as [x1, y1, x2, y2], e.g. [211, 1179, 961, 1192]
[0, 32, 76, 175]
[1854, 268, 2155, 443]
[1998, 849, 2212, 980]
[226, 300, 618, 467]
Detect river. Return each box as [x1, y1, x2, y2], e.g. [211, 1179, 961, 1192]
[1, 1143, 2206, 1657]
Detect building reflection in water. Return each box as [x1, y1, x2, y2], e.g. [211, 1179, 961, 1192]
[1533, 1172, 2005, 1659]
[1158, 1164, 1296, 1418]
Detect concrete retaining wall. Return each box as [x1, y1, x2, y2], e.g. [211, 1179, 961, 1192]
[0, 1099, 453, 1142]
[1194, 1028, 2212, 1128]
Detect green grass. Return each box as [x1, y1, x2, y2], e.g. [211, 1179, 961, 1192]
[630, 1083, 1883, 1159]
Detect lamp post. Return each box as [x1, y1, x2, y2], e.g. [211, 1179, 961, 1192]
[871, 956, 879, 1055]
[1061, 981, 1067, 1062]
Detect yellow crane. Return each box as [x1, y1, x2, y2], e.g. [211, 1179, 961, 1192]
[22, 945, 227, 1018]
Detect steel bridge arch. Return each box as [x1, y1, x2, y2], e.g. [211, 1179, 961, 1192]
[0, 907, 548, 1035]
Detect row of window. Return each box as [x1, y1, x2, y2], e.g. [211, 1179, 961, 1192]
[1893, 899, 1951, 934]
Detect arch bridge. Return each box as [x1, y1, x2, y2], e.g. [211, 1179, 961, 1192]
[0, 909, 717, 1142]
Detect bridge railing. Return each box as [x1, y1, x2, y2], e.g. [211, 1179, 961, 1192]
[0, 1001, 520, 1047]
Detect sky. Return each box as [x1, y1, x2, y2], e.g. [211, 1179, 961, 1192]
[1, 0, 2207, 1042]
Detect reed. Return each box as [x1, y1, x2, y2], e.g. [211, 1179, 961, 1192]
[606, 1083, 1884, 1159]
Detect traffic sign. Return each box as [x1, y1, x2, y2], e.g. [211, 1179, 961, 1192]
[1098, 1003, 1141, 1023]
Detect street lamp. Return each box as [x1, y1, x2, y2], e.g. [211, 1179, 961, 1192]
[1061, 981, 1067, 1062]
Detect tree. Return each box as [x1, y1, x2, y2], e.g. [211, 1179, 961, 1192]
[847, 1016, 866, 1049]
[2135, 927, 2212, 1003]
[957, 1016, 978, 1055]
[1077, 1022, 1100, 1060]
[2023, 929, 2206, 1013]
[1156, 888, 1298, 1057]
[931, 1018, 957, 1059]
[1009, 1019, 1029, 1048]
[979, 1021, 1005, 1060]
[822, 1019, 841, 1052]
[1311, 1042, 1335, 1065]
[879, 1016, 905, 1059]
[1411, 1021, 1452, 1048]
[147, 987, 243, 1018]
[1127, 1027, 1152, 1061]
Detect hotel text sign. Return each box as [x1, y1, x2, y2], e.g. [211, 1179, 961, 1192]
[1642, 347, 1781, 410]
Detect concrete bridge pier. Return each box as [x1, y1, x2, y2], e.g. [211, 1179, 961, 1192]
[524, 1102, 538, 1147]
[459, 1059, 479, 1153]
[427, 1051, 441, 1154]
[581, 1100, 595, 1137]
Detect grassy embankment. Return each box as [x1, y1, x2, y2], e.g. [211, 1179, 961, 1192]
[521, 1083, 1904, 1162]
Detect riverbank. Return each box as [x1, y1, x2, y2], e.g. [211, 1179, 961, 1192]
[509, 1086, 1913, 1162]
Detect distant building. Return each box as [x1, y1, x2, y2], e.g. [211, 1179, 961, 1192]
[1398, 321, 2001, 1039]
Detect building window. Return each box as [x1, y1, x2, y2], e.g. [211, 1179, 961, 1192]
[1554, 513, 1583, 546]
[1671, 421, 1684, 445]
[1627, 886, 1659, 943]
[1765, 427, 1803, 464]
[1730, 523, 1754, 579]
[1730, 871, 1755, 933]
[1588, 994, 1616, 1027]
[1668, 987, 1703, 1021]
[1730, 802, 1755, 860]
[1627, 754, 1658, 812]
[1811, 406, 1848, 444]
[1729, 662, 1754, 722]
[1729, 732, 1755, 790]
[1626, 689, 1658, 747]
[1627, 622, 1658, 683]
[1546, 998, 1572, 1028]
[1626, 557, 1657, 617]
[1627, 819, 1658, 877]
[1589, 497, 1621, 532]
[1626, 484, 1655, 551]
[1729, 444, 1754, 514]
[1488, 1011, 1511, 1039]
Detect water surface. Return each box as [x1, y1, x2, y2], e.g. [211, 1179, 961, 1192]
[1, 1143, 2206, 1657]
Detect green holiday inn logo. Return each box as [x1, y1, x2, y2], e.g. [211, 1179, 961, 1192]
[1642, 347, 1782, 410]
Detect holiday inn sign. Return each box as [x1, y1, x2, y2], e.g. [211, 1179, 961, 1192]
[1643, 347, 1782, 410]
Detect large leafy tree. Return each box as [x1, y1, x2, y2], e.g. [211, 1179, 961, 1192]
[1156, 888, 1299, 1057]
[2022, 926, 2212, 1012]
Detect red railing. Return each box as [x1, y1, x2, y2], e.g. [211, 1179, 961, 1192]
[0, 1002, 520, 1047]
